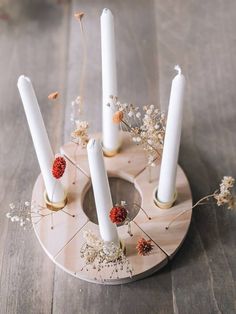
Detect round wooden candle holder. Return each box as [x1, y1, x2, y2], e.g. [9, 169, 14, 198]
[31, 133, 192, 285]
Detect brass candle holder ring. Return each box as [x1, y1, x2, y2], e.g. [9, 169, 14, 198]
[44, 191, 68, 211]
[153, 189, 177, 209]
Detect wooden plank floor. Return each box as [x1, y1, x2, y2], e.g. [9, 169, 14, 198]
[0, 0, 236, 313]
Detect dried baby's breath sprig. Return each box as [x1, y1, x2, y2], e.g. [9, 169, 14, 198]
[48, 91, 59, 100]
[71, 119, 90, 148]
[6, 197, 76, 230]
[108, 96, 166, 164]
[166, 176, 235, 230]
[214, 176, 235, 208]
[5, 201, 54, 229]
[6, 201, 31, 229]
[80, 230, 133, 281]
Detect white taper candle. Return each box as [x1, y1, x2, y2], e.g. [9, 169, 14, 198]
[101, 8, 120, 153]
[17, 75, 65, 203]
[157, 66, 186, 203]
[87, 138, 119, 244]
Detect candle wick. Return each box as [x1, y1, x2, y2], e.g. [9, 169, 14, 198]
[174, 65, 182, 75]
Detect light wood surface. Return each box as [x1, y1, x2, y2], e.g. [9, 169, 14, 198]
[1, 0, 236, 313]
[32, 136, 192, 284]
[61, 132, 149, 181]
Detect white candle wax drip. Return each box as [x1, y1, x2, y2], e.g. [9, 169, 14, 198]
[17, 75, 65, 203]
[87, 138, 119, 244]
[157, 66, 186, 204]
[101, 8, 120, 152]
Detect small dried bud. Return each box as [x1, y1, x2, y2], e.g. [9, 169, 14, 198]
[74, 11, 84, 21]
[52, 156, 66, 179]
[48, 91, 59, 100]
[136, 238, 153, 256]
[109, 206, 127, 224]
[112, 111, 124, 124]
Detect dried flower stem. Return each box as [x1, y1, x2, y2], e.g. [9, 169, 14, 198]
[165, 192, 222, 230]
[50, 212, 54, 230]
[78, 16, 87, 113]
[131, 203, 151, 220]
[148, 165, 152, 183]
[31, 212, 51, 218]
[73, 144, 79, 184]
[33, 216, 48, 226]
[61, 209, 75, 218]
[127, 220, 133, 236]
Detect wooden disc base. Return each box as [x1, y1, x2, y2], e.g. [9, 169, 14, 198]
[31, 133, 192, 285]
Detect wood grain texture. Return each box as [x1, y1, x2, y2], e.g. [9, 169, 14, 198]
[0, 1, 70, 313]
[0, 0, 236, 313]
[31, 159, 90, 258]
[61, 132, 150, 181]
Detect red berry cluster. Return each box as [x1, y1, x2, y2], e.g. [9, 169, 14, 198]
[136, 238, 153, 256]
[109, 206, 127, 224]
[52, 156, 66, 179]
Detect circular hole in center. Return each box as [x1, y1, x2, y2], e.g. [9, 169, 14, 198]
[83, 177, 141, 225]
